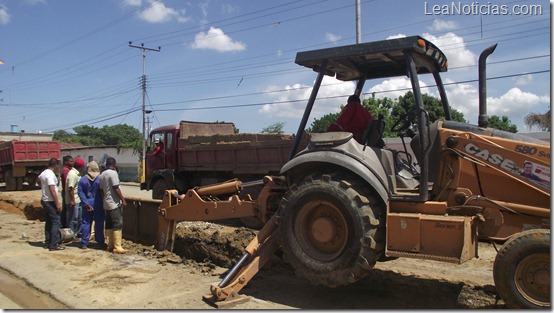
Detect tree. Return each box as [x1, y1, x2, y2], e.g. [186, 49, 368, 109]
[524, 110, 550, 131]
[487, 115, 518, 133]
[307, 95, 395, 134]
[307, 112, 340, 133]
[308, 92, 465, 137]
[53, 124, 142, 153]
[262, 122, 285, 134]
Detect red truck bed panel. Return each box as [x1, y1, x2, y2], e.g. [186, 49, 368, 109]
[0, 140, 61, 166]
[177, 133, 308, 174]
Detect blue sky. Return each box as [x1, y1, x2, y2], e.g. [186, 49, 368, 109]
[0, 0, 550, 136]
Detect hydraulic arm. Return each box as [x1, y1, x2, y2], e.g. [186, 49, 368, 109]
[156, 176, 287, 306]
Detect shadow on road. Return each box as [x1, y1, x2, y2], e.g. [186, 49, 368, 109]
[238, 264, 506, 309]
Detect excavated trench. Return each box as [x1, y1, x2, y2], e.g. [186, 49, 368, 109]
[172, 222, 256, 268]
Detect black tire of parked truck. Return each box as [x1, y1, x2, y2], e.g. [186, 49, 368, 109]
[493, 228, 550, 309]
[4, 170, 16, 191]
[277, 172, 385, 287]
[152, 179, 168, 200]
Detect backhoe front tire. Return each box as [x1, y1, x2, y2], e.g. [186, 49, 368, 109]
[277, 173, 385, 287]
[493, 229, 550, 309]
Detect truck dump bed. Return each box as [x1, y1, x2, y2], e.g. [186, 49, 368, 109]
[0, 140, 61, 166]
[178, 133, 308, 174]
[179, 121, 235, 139]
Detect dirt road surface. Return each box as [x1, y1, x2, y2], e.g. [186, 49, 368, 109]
[0, 183, 507, 309]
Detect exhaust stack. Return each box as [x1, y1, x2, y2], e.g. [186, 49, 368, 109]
[478, 44, 498, 128]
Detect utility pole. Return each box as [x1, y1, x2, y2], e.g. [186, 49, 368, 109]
[355, 0, 362, 95]
[129, 42, 160, 184]
[355, 0, 361, 44]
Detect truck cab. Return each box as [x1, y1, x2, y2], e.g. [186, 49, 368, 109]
[143, 125, 180, 197]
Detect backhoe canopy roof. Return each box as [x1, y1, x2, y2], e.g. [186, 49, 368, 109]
[295, 36, 448, 81]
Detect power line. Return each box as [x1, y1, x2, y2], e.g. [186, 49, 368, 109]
[148, 70, 549, 113]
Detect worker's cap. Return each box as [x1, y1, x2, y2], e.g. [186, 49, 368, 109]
[85, 161, 100, 181]
[154, 138, 160, 143]
[74, 157, 85, 167]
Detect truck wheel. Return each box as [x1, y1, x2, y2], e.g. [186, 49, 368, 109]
[152, 179, 168, 200]
[493, 229, 550, 309]
[15, 177, 24, 191]
[5, 170, 16, 191]
[277, 173, 385, 287]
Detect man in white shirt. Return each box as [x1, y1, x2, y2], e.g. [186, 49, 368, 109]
[37, 158, 64, 251]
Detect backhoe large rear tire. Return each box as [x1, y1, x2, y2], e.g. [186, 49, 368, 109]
[493, 229, 550, 309]
[277, 173, 385, 287]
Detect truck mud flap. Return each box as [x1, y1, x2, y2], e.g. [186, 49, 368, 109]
[122, 197, 161, 246]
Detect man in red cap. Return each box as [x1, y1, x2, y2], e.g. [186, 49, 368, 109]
[65, 157, 85, 238]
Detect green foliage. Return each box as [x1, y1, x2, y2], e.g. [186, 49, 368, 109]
[54, 124, 142, 153]
[261, 122, 285, 134]
[308, 91, 466, 137]
[487, 115, 518, 133]
[307, 112, 340, 133]
[394, 92, 466, 125]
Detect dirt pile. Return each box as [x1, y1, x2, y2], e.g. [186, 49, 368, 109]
[0, 196, 52, 222]
[0, 195, 25, 217]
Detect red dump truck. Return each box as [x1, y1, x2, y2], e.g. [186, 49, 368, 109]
[141, 121, 307, 200]
[0, 140, 61, 191]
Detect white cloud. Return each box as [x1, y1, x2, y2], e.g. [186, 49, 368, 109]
[487, 87, 550, 117]
[191, 27, 246, 52]
[368, 77, 431, 100]
[429, 20, 458, 31]
[513, 74, 533, 86]
[387, 34, 407, 40]
[123, 0, 142, 6]
[385, 33, 474, 68]
[444, 80, 479, 122]
[138, 0, 190, 23]
[325, 33, 341, 43]
[0, 5, 11, 25]
[444, 80, 549, 126]
[422, 32, 476, 68]
[259, 76, 355, 119]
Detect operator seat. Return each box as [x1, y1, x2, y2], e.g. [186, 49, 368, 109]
[362, 114, 385, 149]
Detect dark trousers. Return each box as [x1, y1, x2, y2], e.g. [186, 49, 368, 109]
[81, 206, 105, 246]
[42, 200, 61, 248]
[105, 206, 123, 231]
[60, 200, 68, 228]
